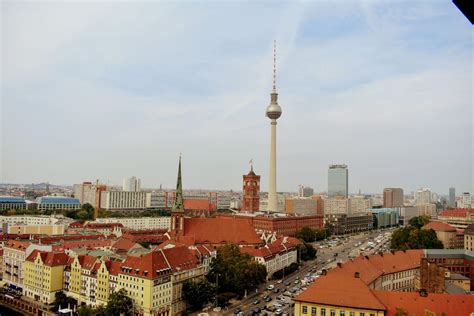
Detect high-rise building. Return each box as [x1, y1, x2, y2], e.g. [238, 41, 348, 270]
[328, 164, 348, 198]
[449, 187, 456, 208]
[242, 164, 260, 212]
[122, 176, 141, 192]
[383, 188, 404, 208]
[415, 188, 432, 205]
[266, 41, 282, 212]
[73, 181, 107, 210]
[298, 185, 314, 198]
[461, 192, 472, 209]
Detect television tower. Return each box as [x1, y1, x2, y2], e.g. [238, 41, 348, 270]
[265, 40, 282, 212]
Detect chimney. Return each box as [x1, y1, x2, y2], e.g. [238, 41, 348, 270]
[419, 289, 428, 297]
[379, 252, 383, 257]
[337, 262, 342, 268]
[321, 269, 327, 276]
[354, 272, 360, 278]
[390, 250, 395, 255]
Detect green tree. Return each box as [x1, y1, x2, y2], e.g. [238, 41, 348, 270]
[78, 305, 93, 316]
[390, 226, 443, 250]
[408, 215, 430, 229]
[105, 288, 133, 316]
[296, 227, 316, 242]
[183, 278, 216, 309]
[207, 244, 267, 297]
[298, 242, 317, 261]
[52, 291, 77, 312]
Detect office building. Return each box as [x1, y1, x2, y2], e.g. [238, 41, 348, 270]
[285, 197, 318, 216]
[122, 176, 141, 192]
[100, 191, 148, 210]
[348, 196, 372, 214]
[415, 187, 432, 205]
[36, 196, 81, 211]
[370, 208, 399, 228]
[383, 188, 404, 208]
[449, 187, 456, 208]
[94, 217, 171, 231]
[0, 196, 27, 211]
[73, 182, 107, 209]
[461, 192, 472, 209]
[322, 197, 348, 215]
[328, 164, 348, 197]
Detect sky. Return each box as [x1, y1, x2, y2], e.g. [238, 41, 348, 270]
[1, 1, 472, 195]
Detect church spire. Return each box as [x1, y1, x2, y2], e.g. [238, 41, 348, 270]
[172, 154, 184, 213]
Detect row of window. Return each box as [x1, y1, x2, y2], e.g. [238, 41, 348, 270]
[301, 306, 376, 316]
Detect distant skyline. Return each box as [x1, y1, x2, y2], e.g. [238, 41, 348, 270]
[2, 1, 472, 194]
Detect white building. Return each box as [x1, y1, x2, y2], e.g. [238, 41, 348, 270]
[348, 196, 372, 214]
[100, 191, 148, 210]
[259, 195, 285, 213]
[0, 215, 61, 226]
[94, 217, 171, 230]
[323, 197, 348, 215]
[415, 188, 432, 205]
[461, 192, 472, 209]
[240, 236, 300, 279]
[123, 177, 141, 192]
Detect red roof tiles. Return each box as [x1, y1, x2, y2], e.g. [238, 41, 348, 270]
[179, 217, 262, 246]
[295, 269, 386, 310]
[422, 221, 457, 232]
[26, 250, 69, 266]
[374, 290, 474, 316]
[121, 250, 171, 279]
[439, 208, 474, 218]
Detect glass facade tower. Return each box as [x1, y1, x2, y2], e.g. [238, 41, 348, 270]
[328, 164, 348, 198]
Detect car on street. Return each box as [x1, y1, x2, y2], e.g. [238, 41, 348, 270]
[265, 296, 272, 302]
[234, 308, 241, 314]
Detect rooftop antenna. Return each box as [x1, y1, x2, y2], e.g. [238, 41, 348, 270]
[272, 39, 277, 92]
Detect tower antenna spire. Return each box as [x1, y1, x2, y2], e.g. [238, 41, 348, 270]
[273, 40, 277, 92]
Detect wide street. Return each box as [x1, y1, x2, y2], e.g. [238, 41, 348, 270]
[201, 228, 394, 316]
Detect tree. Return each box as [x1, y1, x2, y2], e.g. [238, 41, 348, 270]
[296, 227, 316, 242]
[408, 215, 430, 229]
[105, 288, 133, 316]
[207, 244, 267, 297]
[298, 242, 317, 262]
[390, 226, 443, 250]
[52, 291, 77, 312]
[183, 278, 216, 309]
[78, 305, 93, 316]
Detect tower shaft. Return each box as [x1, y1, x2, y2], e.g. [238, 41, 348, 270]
[268, 120, 277, 212]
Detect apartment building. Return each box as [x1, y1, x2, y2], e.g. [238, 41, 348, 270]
[100, 191, 148, 210]
[2, 240, 30, 292]
[23, 250, 69, 304]
[94, 217, 171, 230]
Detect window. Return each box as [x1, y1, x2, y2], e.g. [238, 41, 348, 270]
[360, 313, 365, 316]
[311, 307, 317, 315]
[330, 311, 335, 316]
[302, 306, 308, 314]
[340, 312, 345, 316]
[321, 309, 326, 316]
[350, 313, 355, 316]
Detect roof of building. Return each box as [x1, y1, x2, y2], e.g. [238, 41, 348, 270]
[120, 250, 172, 279]
[438, 208, 474, 218]
[0, 196, 26, 203]
[36, 196, 80, 205]
[179, 216, 262, 245]
[68, 221, 83, 228]
[112, 237, 140, 252]
[77, 255, 100, 270]
[5, 240, 30, 251]
[422, 221, 456, 232]
[85, 222, 124, 229]
[424, 249, 474, 260]
[26, 250, 69, 266]
[464, 223, 474, 235]
[105, 260, 122, 276]
[373, 291, 474, 316]
[183, 199, 212, 211]
[446, 273, 469, 281]
[241, 236, 301, 261]
[159, 245, 199, 273]
[295, 268, 386, 311]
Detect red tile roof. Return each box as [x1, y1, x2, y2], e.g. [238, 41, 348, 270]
[78, 255, 99, 270]
[241, 236, 301, 261]
[5, 240, 30, 250]
[295, 268, 386, 310]
[439, 208, 474, 218]
[422, 221, 456, 232]
[184, 199, 212, 211]
[180, 217, 262, 245]
[26, 250, 69, 266]
[112, 237, 138, 251]
[160, 245, 199, 273]
[105, 260, 122, 276]
[121, 250, 172, 279]
[69, 221, 83, 228]
[374, 290, 474, 316]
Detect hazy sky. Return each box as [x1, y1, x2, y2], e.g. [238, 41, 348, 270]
[1, 1, 472, 194]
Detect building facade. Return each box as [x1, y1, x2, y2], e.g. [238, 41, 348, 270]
[328, 164, 348, 198]
[94, 217, 171, 231]
[285, 197, 317, 216]
[123, 177, 141, 192]
[100, 191, 148, 210]
[36, 197, 81, 211]
[0, 196, 27, 211]
[449, 187, 456, 208]
[242, 167, 260, 213]
[383, 188, 404, 208]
